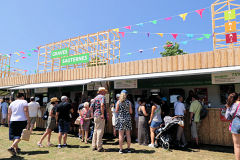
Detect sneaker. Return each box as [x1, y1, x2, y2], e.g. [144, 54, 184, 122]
[7, 147, 16, 156]
[62, 144, 68, 148]
[119, 149, 123, 154]
[127, 149, 131, 153]
[57, 144, 62, 149]
[148, 144, 155, 148]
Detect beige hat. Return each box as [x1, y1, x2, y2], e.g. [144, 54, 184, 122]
[50, 97, 59, 103]
[98, 87, 107, 93]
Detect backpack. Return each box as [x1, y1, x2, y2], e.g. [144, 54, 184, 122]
[42, 110, 49, 120]
[200, 106, 208, 120]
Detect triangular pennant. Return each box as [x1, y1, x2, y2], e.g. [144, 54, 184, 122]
[153, 47, 157, 53]
[139, 50, 143, 53]
[186, 34, 194, 38]
[196, 37, 204, 41]
[14, 52, 21, 56]
[112, 28, 119, 33]
[124, 26, 131, 30]
[22, 57, 27, 59]
[34, 50, 38, 53]
[165, 44, 173, 47]
[136, 23, 144, 26]
[28, 53, 32, 56]
[181, 41, 188, 45]
[172, 33, 178, 40]
[179, 13, 188, 21]
[127, 53, 132, 55]
[132, 31, 138, 34]
[15, 59, 19, 62]
[156, 33, 163, 37]
[150, 20, 157, 24]
[196, 9, 205, 18]
[203, 34, 211, 39]
[165, 17, 172, 21]
[147, 32, 150, 37]
[118, 32, 125, 38]
[19, 51, 25, 54]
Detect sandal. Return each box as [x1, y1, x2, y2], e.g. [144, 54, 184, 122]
[47, 143, 54, 147]
[37, 143, 44, 148]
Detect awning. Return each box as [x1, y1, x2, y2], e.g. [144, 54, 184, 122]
[0, 86, 16, 90]
[10, 79, 92, 90]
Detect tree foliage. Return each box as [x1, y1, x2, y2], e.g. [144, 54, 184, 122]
[160, 41, 187, 57]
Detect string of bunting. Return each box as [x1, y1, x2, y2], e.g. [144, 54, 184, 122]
[112, 6, 210, 33]
[122, 34, 212, 57]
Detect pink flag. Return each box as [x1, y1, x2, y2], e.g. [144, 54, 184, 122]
[165, 17, 172, 21]
[124, 26, 131, 30]
[20, 51, 25, 54]
[22, 57, 27, 59]
[119, 32, 125, 37]
[166, 44, 173, 47]
[172, 33, 178, 40]
[34, 50, 38, 52]
[196, 9, 205, 18]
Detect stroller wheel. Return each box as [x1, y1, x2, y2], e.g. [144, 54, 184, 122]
[162, 142, 170, 150]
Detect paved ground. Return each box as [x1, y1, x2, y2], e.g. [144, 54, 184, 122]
[0, 127, 235, 160]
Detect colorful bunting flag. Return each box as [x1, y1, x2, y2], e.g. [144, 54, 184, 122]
[181, 41, 188, 45]
[150, 20, 157, 24]
[156, 33, 163, 37]
[15, 59, 19, 62]
[34, 50, 38, 53]
[132, 31, 138, 34]
[153, 47, 157, 53]
[28, 53, 32, 56]
[119, 32, 125, 37]
[171, 33, 178, 40]
[124, 26, 131, 30]
[186, 34, 194, 38]
[203, 34, 211, 39]
[179, 13, 188, 21]
[19, 51, 25, 54]
[196, 37, 204, 41]
[147, 32, 150, 37]
[166, 44, 173, 47]
[136, 23, 144, 26]
[139, 50, 143, 53]
[165, 17, 172, 21]
[127, 53, 132, 55]
[22, 57, 27, 59]
[113, 28, 119, 33]
[196, 9, 205, 18]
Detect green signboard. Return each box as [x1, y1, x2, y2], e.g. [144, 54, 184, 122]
[51, 48, 69, 58]
[61, 53, 89, 66]
[224, 9, 236, 21]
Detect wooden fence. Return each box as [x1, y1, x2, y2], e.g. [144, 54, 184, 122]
[1, 47, 240, 87]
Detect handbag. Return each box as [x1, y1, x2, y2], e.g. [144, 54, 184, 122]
[21, 129, 31, 141]
[229, 103, 240, 131]
[220, 108, 231, 122]
[74, 116, 82, 125]
[42, 110, 49, 120]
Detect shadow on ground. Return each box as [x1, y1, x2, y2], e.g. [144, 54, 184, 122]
[104, 148, 155, 154]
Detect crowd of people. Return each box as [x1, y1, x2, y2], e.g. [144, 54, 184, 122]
[0, 88, 230, 157]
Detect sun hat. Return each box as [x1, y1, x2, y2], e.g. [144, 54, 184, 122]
[50, 97, 59, 103]
[121, 90, 128, 94]
[162, 97, 167, 101]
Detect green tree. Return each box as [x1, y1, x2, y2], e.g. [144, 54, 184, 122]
[160, 41, 187, 57]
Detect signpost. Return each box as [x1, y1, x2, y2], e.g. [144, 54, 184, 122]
[61, 53, 89, 66]
[225, 21, 237, 33]
[212, 71, 240, 84]
[51, 48, 69, 59]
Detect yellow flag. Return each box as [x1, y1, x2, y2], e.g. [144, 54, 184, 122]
[179, 13, 188, 21]
[15, 59, 19, 62]
[112, 28, 119, 33]
[153, 47, 157, 53]
[156, 33, 163, 37]
[14, 52, 20, 56]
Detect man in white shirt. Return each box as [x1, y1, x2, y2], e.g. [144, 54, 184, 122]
[28, 97, 40, 133]
[174, 95, 187, 147]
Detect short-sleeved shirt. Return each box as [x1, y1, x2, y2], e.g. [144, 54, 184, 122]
[9, 100, 28, 121]
[91, 94, 106, 118]
[56, 102, 72, 122]
[1, 102, 8, 114]
[189, 100, 202, 122]
[174, 101, 185, 116]
[48, 104, 56, 118]
[28, 101, 40, 117]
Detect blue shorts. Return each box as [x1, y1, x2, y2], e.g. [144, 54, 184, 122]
[231, 117, 240, 134]
[58, 120, 70, 134]
[150, 121, 161, 128]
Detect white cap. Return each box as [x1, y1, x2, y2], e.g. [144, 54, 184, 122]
[116, 94, 120, 98]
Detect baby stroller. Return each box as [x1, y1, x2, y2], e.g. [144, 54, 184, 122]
[155, 116, 184, 150]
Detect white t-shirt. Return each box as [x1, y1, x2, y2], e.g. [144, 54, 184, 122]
[9, 100, 28, 121]
[28, 101, 40, 117]
[174, 101, 185, 116]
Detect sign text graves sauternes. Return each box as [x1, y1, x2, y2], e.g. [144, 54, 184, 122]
[61, 53, 89, 66]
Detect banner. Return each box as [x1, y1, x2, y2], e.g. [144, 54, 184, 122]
[61, 53, 89, 66]
[114, 80, 137, 89]
[212, 71, 240, 84]
[51, 48, 69, 59]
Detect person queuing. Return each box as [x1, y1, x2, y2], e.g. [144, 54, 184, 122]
[115, 90, 133, 154]
[174, 95, 187, 148]
[91, 87, 107, 152]
[1, 98, 9, 127]
[7, 93, 30, 156]
[148, 98, 162, 148]
[189, 95, 202, 147]
[225, 92, 240, 160]
[28, 97, 40, 133]
[161, 97, 170, 120]
[55, 96, 74, 148]
[80, 102, 93, 144]
[37, 97, 59, 147]
[138, 99, 149, 146]
[78, 103, 84, 139]
[134, 97, 141, 142]
[111, 94, 120, 137]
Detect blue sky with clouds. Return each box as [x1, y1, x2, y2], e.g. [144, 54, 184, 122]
[0, 0, 218, 74]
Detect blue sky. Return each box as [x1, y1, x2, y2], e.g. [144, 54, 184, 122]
[0, 0, 217, 74]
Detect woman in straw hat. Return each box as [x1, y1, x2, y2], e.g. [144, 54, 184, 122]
[37, 97, 59, 147]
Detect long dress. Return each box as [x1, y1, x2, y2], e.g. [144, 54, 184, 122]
[115, 100, 132, 131]
[81, 108, 91, 131]
[138, 106, 149, 145]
